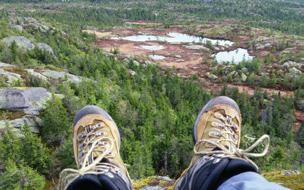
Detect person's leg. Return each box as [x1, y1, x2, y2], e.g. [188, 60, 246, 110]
[174, 96, 288, 190]
[59, 105, 133, 190]
[218, 172, 289, 190]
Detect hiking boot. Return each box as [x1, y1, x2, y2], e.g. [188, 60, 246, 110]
[174, 96, 270, 190]
[59, 105, 133, 190]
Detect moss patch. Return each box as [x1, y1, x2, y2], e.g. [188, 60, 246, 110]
[133, 176, 174, 190]
[263, 171, 304, 190]
[0, 110, 25, 120]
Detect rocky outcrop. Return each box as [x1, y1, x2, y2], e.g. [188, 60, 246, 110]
[0, 87, 55, 134]
[10, 24, 23, 32]
[25, 69, 49, 82]
[283, 61, 304, 70]
[11, 17, 54, 34]
[0, 115, 41, 133]
[41, 70, 82, 84]
[0, 68, 23, 85]
[1, 36, 35, 51]
[0, 87, 51, 115]
[0, 62, 16, 68]
[1, 36, 54, 55]
[37, 43, 54, 54]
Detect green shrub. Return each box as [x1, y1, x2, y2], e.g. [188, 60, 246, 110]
[41, 96, 71, 146]
[0, 127, 51, 175]
[0, 160, 45, 190]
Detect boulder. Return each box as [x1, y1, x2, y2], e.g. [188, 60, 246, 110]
[0, 62, 16, 68]
[0, 68, 22, 85]
[0, 88, 29, 110]
[256, 42, 272, 50]
[228, 71, 238, 78]
[206, 72, 218, 80]
[283, 61, 303, 69]
[0, 87, 51, 115]
[37, 43, 54, 54]
[10, 24, 23, 32]
[241, 73, 247, 82]
[0, 116, 41, 133]
[41, 70, 82, 84]
[15, 17, 51, 33]
[296, 99, 304, 112]
[128, 69, 136, 76]
[1, 36, 35, 51]
[241, 67, 248, 74]
[133, 60, 140, 66]
[289, 67, 302, 75]
[26, 69, 48, 81]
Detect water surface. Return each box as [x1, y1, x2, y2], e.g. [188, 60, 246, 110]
[112, 32, 233, 47]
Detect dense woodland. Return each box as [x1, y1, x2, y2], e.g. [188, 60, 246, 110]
[0, 1, 303, 189]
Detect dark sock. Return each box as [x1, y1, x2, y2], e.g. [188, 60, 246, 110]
[67, 173, 130, 190]
[178, 157, 258, 190]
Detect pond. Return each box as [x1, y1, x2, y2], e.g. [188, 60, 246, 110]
[112, 32, 234, 47]
[214, 48, 254, 64]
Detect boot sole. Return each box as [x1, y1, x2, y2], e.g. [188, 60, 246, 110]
[193, 96, 240, 143]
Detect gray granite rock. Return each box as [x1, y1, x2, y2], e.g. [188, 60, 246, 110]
[16, 17, 51, 33]
[296, 99, 304, 112]
[0, 68, 22, 85]
[0, 116, 41, 133]
[256, 42, 272, 50]
[0, 62, 16, 68]
[25, 69, 48, 81]
[289, 67, 302, 75]
[283, 61, 303, 69]
[0, 88, 29, 109]
[10, 24, 23, 32]
[37, 43, 54, 54]
[241, 73, 247, 82]
[0, 117, 41, 135]
[207, 72, 218, 80]
[41, 70, 82, 84]
[1, 36, 35, 50]
[0, 87, 51, 115]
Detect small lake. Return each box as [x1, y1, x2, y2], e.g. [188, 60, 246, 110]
[214, 48, 254, 64]
[149, 55, 166, 61]
[113, 32, 234, 47]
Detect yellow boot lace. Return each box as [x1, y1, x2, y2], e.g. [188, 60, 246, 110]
[58, 122, 122, 190]
[194, 112, 270, 170]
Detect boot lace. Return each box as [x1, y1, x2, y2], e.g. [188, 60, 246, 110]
[59, 122, 121, 190]
[194, 112, 270, 170]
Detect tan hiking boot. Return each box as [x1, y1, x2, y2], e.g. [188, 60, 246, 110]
[59, 105, 132, 190]
[174, 96, 270, 190]
[192, 96, 242, 163]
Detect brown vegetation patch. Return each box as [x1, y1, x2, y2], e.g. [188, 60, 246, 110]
[0, 110, 25, 120]
[91, 22, 299, 100]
